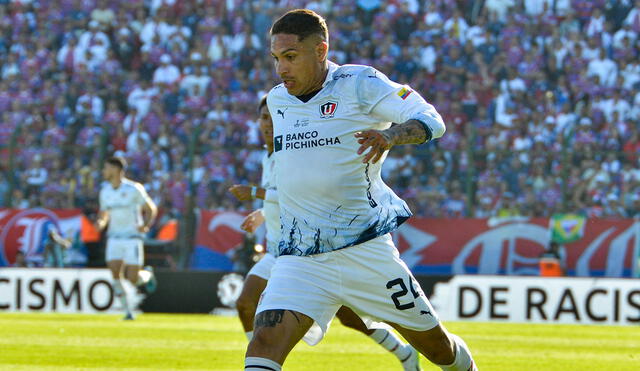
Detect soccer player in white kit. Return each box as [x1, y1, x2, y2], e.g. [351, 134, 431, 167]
[96, 157, 158, 320]
[230, 97, 421, 370]
[244, 10, 477, 371]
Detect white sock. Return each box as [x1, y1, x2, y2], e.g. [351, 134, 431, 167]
[113, 279, 131, 315]
[244, 357, 281, 371]
[136, 269, 151, 286]
[438, 334, 476, 371]
[369, 328, 411, 361]
[245, 331, 253, 341]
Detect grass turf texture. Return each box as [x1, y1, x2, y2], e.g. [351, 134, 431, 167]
[1, 313, 638, 370]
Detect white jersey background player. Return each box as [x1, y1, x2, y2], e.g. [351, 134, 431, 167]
[229, 97, 421, 370]
[96, 156, 158, 320]
[244, 10, 477, 371]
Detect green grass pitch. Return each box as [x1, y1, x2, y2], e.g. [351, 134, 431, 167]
[1, 313, 638, 370]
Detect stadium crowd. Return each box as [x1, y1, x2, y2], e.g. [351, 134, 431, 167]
[1, 0, 639, 219]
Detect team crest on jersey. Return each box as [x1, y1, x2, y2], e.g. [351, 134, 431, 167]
[319, 101, 338, 118]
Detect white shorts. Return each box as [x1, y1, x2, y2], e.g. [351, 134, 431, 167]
[256, 234, 439, 340]
[105, 238, 144, 266]
[247, 253, 276, 280]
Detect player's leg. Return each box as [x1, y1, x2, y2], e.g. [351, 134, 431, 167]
[390, 323, 476, 371]
[120, 239, 147, 319]
[106, 238, 133, 319]
[107, 259, 132, 319]
[124, 264, 142, 286]
[245, 254, 342, 370]
[246, 309, 314, 369]
[238, 253, 275, 340]
[336, 306, 420, 370]
[237, 277, 268, 340]
[123, 238, 156, 293]
[339, 234, 476, 371]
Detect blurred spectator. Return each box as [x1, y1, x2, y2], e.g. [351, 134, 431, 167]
[0, 171, 9, 207]
[0, 0, 636, 221]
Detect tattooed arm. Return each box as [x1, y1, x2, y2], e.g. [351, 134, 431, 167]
[355, 120, 432, 164]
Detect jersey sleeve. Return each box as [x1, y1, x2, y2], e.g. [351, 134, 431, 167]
[355, 67, 446, 142]
[133, 183, 153, 206]
[98, 188, 109, 211]
[264, 189, 279, 204]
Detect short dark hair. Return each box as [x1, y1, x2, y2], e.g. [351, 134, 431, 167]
[271, 9, 328, 43]
[105, 156, 127, 171]
[258, 95, 268, 113]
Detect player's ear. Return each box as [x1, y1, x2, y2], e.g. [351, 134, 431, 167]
[316, 40, 328, 62]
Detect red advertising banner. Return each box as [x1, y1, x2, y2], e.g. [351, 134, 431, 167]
[194, 211, 639, 277]
[0, 208, 83, 267]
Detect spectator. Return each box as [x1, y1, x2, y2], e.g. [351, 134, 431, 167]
[153, 54, 181, 86]
[0, 0, 637, 222]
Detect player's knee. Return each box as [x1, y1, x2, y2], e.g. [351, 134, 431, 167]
[125, 274, 137, 286]
[247, 326, 279, 354]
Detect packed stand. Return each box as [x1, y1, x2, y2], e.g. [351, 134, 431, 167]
[0, 0, 639, 220]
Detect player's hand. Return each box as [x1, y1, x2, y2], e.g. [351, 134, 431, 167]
[355, 130, 394, 164]
[241, 210, 265, 233]
[94, 220, 106, 231]
[138, 225, 150, 233]
[228, 185, 253, 201]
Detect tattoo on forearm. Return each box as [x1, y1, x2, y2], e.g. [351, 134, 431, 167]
[387, 120, 428, 145]
[255, 310, 285, 327]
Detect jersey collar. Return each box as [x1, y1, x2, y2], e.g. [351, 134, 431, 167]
[322, 61, 340, 88]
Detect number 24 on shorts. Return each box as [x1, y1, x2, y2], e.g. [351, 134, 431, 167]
[386, 277, 423, 310]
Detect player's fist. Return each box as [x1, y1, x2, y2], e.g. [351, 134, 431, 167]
[355, 130, 393, 164]
[228, 185, 253, 201]
[241, 210, 265, 233]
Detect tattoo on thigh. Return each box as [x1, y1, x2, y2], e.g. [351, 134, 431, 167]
[287, 310, 300, 324]
[255, 310, 285, 327]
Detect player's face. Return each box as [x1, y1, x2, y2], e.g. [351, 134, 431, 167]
[258, 104, 274, 150]
[101, 163, 118, 181]
[271, 33, 327, 96]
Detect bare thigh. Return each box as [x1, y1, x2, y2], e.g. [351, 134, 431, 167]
[107, 260, 124, 279]
[237, 274, 269, 332]
[125, 264, 141, 286]
[246, 309, 314, 365]
[335, 306, 373, 335]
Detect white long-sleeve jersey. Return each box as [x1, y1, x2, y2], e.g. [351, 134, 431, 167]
[260, 151, 280, 255]
[266, 62, 445, 257]
[99, 179, 152, 238]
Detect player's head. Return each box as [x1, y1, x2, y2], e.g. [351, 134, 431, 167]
[102, 156, 127, 181]
[257, 95, 274, 152]
[270, 9, 329, 96]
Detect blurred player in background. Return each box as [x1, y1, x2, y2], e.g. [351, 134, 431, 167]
[96, 156, 158, 320]
[244, 10, 476, 371]
[42, 223, 72, 268]
[230, 97, 421, 370]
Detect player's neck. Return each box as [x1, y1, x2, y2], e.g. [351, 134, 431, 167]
[299, 63, 329, 96]
[110, 177, 123, 189]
